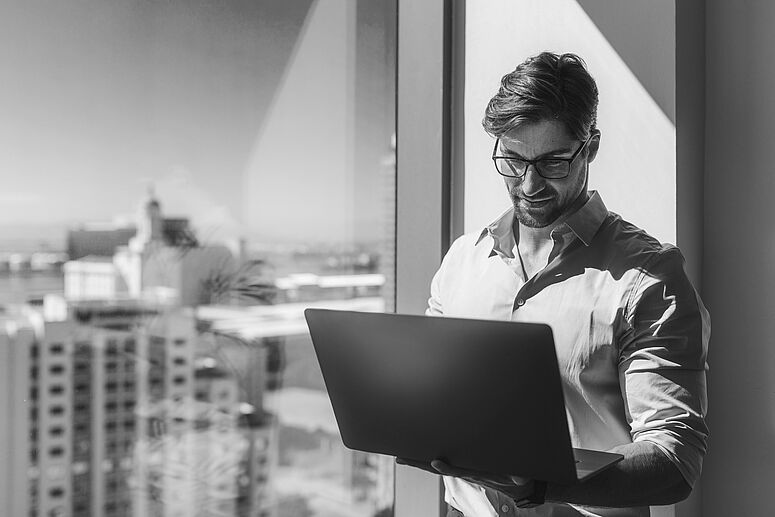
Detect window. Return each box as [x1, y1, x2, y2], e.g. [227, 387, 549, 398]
[49, 385, 64, 396]
[4, 2, 397, 516]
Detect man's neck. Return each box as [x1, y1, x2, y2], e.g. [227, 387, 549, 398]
[517, 224, 554, 253]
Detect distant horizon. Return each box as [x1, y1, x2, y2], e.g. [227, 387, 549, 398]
[0, 221, 389, 254]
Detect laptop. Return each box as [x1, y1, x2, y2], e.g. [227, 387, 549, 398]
[303, 309, 623, 485]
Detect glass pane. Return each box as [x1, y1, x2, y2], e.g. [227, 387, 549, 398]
[0, 1, 396, 516]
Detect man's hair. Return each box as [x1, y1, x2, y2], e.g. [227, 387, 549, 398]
[483, 52, 599, 140]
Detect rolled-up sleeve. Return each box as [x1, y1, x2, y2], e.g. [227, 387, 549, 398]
[618, 248, 710, 487]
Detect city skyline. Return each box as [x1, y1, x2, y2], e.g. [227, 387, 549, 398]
[1, 1, 398, 516]
[0, 188, 394, 516]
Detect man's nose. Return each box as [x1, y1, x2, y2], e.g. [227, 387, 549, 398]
[521, 164, 546, 196]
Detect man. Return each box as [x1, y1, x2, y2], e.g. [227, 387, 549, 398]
[399, 52, 710, 516]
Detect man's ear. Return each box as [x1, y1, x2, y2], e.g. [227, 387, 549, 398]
[587, 130, 601, 163]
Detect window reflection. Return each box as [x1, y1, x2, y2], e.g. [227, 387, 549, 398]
[1, 1, 396, 516]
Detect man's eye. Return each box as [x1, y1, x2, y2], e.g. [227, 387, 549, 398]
[539, 159, 566, 169]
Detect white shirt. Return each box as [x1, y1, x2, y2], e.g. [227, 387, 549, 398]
[427, 192, 710, 517]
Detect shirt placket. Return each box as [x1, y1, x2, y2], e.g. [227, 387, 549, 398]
[510, 231, 578, 316]
[484, 487, 518, 516]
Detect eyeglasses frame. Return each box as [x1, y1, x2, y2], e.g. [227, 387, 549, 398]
[491, 131, 596, 180]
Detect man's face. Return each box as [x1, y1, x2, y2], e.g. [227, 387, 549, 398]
[498, 119, 599, 229]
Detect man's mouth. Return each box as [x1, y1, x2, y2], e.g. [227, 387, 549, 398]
[520, 197, 553, 207]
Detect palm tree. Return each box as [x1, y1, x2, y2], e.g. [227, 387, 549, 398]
[199, 259, 277, 306]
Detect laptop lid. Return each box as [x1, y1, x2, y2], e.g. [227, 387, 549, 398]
[304, 309, 621, 485]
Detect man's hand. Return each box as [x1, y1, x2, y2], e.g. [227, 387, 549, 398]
[395, 457, 535, 502]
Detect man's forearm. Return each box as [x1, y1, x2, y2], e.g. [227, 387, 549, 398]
[545, 441, 692, 507]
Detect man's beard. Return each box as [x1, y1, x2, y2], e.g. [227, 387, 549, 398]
[512, 198, 563, 228]
[510, 178, 587, 229]
[510, 184, 564, 228]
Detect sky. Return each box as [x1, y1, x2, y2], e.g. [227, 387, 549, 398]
[1, 0, 395, 248]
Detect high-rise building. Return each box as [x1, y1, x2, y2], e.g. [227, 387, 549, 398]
[0, 314, 35, 517]
[0, 297, 278, 517]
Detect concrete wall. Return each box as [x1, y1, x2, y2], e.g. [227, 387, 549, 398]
[701, 2, 775, 515]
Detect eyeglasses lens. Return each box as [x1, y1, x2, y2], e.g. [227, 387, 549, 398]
[494, 158, 569, 179]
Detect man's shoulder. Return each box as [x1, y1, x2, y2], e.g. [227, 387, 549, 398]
[453, 230, 488, 248]
[447, 229, 499, 256]
[596, 212, 684, 269]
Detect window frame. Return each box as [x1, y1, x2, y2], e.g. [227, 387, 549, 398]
[395, 0, 465, 515]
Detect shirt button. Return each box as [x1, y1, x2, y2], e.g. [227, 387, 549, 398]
[516, 298, 525, 307]
[501, 504, 511, 512]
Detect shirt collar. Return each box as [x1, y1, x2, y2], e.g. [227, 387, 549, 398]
[562, 190, 609, 246]
[475, 190, 609, 249]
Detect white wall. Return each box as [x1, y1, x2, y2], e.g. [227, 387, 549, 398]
[464, 0, 676, 245]
[701, 2, 775, 515]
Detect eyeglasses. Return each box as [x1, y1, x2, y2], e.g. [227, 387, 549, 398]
[491, 132, 595, 179]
